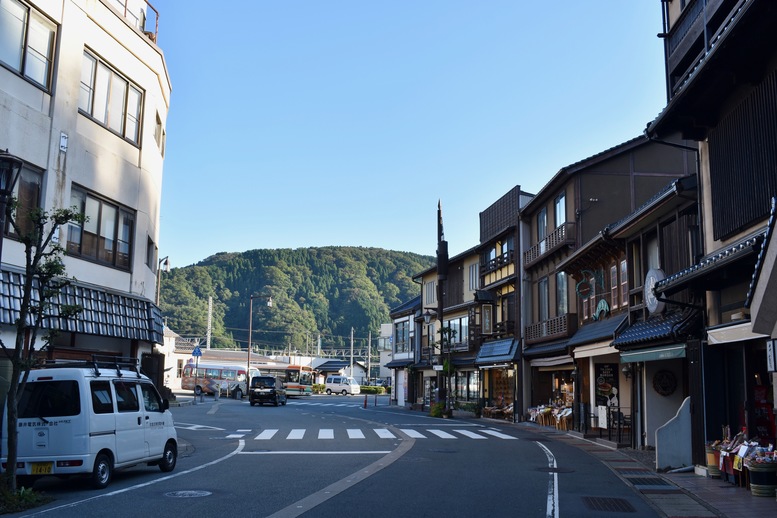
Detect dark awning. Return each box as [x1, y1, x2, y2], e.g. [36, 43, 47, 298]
[749, 199, 777, 335]
[522, 340, 569, 358]
[475, 339, 519, 366]
[385, 358, 414, 369]
[612, 310, 700, 348]
[567, 315, 628, 348]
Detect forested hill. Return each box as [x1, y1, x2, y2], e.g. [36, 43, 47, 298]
[158, 247, 434, 351]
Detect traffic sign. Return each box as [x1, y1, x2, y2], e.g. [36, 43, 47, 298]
[192, 346, 202, 357]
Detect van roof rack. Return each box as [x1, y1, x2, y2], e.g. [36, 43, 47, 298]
[38, 356, 141, 378]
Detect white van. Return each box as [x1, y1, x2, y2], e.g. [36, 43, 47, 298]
[325, 375, 361, 395]
[1, 358, 178, 489]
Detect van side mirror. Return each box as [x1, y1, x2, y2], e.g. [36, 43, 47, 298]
[161, 399, 169, 411]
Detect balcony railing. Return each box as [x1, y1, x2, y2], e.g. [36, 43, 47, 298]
[525, 313, 578, 345]
[524, 222, 576, 268]
[481, 249, 514, 275]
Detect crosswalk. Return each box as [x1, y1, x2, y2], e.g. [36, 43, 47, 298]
[224, 427, 518, 441]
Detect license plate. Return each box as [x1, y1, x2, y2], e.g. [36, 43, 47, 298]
[31, 462, 52, 475]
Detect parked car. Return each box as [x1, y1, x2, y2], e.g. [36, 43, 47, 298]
[325, 375, 361, 395]
[249, 375, 287, 406]
[2, 359, 178, 489]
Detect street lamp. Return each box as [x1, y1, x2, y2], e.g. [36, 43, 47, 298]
[155, 256, 170, 305]
[246, 294, 273, 397]
[0, 150, 24, 262]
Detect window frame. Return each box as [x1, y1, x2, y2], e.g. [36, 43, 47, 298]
[66, 185, 135, 271]
[78, 49, 144, 145]
[0, 0, 56, 90]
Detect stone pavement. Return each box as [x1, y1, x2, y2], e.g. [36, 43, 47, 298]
[514, 421, 777, 518]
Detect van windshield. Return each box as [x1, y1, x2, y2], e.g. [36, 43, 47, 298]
[251, 377, 275, 388]
[19, 380, 81, 418]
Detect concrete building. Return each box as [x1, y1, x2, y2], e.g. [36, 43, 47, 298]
[0, 0, 170, 387]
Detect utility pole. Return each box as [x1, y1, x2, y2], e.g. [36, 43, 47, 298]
[367, 331, 372, 382]
[206, 296, 212, 349]
[350, 327, 354, 377]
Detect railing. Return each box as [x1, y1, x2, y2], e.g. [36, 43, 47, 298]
[523, 222, 576, 268]
[524, 313, 577, 345]
[481, 249, 514, 275]
[112, 0, 160, 41]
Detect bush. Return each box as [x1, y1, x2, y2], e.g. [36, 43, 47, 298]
[312, 384, 325, 394]
[0, 481, 53, 514]
[430, 402, 445, 418]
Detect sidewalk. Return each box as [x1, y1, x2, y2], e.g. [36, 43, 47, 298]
[512, 421, 777, 518]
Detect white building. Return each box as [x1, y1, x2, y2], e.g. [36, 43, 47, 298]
[0, 0, 170, 386]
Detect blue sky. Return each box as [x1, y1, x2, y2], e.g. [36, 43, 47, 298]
[154, 1, 667, 267]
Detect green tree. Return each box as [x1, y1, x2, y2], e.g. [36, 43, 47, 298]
[0, 204, 84, 492]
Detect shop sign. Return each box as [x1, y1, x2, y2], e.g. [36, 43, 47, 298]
[595, 363, 619, 407]
[767, 339, 777, 373]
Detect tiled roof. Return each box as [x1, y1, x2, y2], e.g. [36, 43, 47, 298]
[522, 340, 569, 358]
[0, 270, 162, 344]
[656, 230, 765, 297]
[612, 310, 701, 348]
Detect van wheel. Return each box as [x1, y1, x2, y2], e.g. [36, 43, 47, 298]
[233, 388, 243, 400]
[194, 386, 202, 396]
[326, 389, 332, 395]
[249, 400, 255, 406]
[341, 390, 348, 396]
[159, 441, 177, 473]
[91, 453, 112, 489]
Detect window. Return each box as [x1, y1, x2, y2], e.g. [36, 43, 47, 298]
[444, 316, 468, 346]
[113, 381, 139, 412]
[556, 272, 568, 315]
[5, 165, 41, 239]
[425, 281, 436, 306]
[154, 112, 166, 156]
[79, 50, 143, 144]
[554, 192, 566, 227]
[610, 264, 618, 309]
[90, 380, 114, 414]
[0, 0, 56, 89]
[468, 263, 479, 291]
[140, 383, 162, 412]
[620, 259, 628, 306]
[67, 185, 135, 270]
[395, 320, 408, 353]
[19, 380, 80, 418]
[538, 277, 549, 322]
[146, 237, 157, 271]
[537, 208, 547, 253]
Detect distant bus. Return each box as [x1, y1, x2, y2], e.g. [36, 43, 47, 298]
[181, 362, 260, 399]
[284, 365, 314, 396]
[255, 363, 313, 397]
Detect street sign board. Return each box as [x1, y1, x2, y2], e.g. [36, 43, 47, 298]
[192, 346, 202, 357]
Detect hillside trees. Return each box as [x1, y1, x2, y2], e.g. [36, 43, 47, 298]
[158, 247, 432, 351]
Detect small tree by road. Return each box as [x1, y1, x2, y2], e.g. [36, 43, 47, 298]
[0, 203, 83, 493]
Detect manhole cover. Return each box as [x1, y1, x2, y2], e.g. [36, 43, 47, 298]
[165, 490, 212, 498]
[537, 467, 575, 473]
[582, 496, 636, 513]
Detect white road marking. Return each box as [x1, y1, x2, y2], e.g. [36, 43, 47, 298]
[347, 429, 365, 439]
[427, 429, 456, 439]
[287, 429, 305, 439]
[373, 428, 396, 439]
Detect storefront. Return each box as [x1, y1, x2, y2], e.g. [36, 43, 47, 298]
[475, 338, 520, 412]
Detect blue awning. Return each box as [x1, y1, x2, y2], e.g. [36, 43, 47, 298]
[475, 339, 519, 365]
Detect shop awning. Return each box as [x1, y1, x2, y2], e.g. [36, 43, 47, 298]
[475, 338, 519, 365]
[620, 344, 686, 363]
[385, 358, 414, 369]
[523, 340, 569, 358]
[706, 322, 768, 345]
[612, 310, 700, 347]
[530, 355, 573, 368]
[567, 314, 627, 348]
[749, 198, 777, 337]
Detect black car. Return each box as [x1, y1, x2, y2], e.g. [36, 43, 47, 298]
[249, 375, 287, 406]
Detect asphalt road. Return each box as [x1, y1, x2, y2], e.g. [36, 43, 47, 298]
[13, 395, 662, 518]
